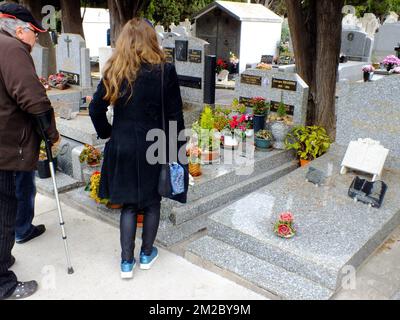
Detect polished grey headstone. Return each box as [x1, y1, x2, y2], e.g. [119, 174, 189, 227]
[186, 236, 334, 300]
[202, 144, 400, 291]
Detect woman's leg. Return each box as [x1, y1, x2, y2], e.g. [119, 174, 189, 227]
[141, 202, 161, 255]
[120, 205, 137, 262]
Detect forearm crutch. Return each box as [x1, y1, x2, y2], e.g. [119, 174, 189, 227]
[34, 111, 74, 274]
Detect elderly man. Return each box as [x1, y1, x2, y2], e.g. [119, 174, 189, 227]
[0, 3, 59, 299]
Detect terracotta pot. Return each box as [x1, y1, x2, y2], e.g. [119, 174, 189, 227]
[300, 159, 311, 167]
[189, 163, 202, 177]
[201, 149, 220, 164]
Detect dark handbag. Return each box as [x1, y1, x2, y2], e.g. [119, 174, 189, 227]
[157, 64, 188, 202]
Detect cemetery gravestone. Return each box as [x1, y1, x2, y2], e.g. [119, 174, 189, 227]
[31, 43, 49, 79]
[341, 30, 374, 62]
[56, 34, 91, 88]
[384, 12, 399, 24]
[373, 22, 400, 61]
[235, 68, 308, 125]
[161, 34, 211, 104]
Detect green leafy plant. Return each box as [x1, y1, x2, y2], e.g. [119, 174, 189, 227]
[200, 105, 214, 130]
[277, 101, 287, 119]
[285, 125, 332, 161]
[256, 130, 273, 141]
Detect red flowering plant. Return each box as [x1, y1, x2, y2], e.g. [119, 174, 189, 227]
[228, 114, 248, 139]
[216, 58, 228, 74]
[273, 211, 296, 239]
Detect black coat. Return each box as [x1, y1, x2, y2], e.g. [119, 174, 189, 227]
[89, 63, 188, 208]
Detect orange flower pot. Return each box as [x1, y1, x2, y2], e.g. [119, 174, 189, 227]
[300, 159, 311, 167]
[189, 163, 202, 177]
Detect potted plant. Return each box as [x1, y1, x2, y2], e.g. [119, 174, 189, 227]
[362, 65, 375, 82]
[187, 145, 202, 177]
[255, 129, 273, 150]
[196, 106, 220, 164]
[37, 140, 58, 179]
[285, 125, 332, 167]
[382, 55, 400, 71]
[79, 144, 102, 167]
[216, 58, 228, 74]
[85, 171, 123, 209]
[244, 114, 254, 137]
[270, 101, 291, 150]
[251, 97, 269, 134]
[48, 73, 69, 90]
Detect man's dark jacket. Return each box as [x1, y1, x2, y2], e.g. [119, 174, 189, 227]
[0, 30, 58, 171]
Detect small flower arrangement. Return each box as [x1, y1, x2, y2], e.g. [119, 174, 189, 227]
[362, 65, 375, 73]
[255, 129, 273, 140]
[274, 212, 296, 239]
[48, 73, 69, 90]
[229, 52, 239, 67]
[79, 144, 102, 166]
[382, 55, 400, 70]
[256, 62, 273, 70]
[251, 97, 269, 116]
[216, 58, 228, 74]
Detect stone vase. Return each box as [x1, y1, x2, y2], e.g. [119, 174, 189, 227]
[271, 121, 290, 150]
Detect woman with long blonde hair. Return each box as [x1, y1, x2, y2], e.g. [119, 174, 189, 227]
[89, 18, 187, 279]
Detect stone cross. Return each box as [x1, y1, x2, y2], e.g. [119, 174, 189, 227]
[64, 35, 72, 58]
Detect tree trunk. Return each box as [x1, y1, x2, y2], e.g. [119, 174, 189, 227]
[314, 0, 344, 139]
[285, 0, 344, 139]
[107, 0, 151, 47]
[60, 0, 85, 38]
[19, 0, 56, 75]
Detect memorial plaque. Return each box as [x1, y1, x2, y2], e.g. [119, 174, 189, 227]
[164, 47, 175, 63]
[189, 49, 202, 63]
[271, 78, 297, 91]
[239, 97, 253, 107]
[241, 74, 262, 86]
[59, 70, 80, 86]
[178, 75, 202, 89]
[261, 55, 274, 64]
[270, 101, 295, 116]
[175, 40, 188, 62]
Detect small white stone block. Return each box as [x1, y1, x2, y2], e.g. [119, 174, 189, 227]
[341, 138, 389, 181]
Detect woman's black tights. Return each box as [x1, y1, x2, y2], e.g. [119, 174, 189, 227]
[120, 202, 161, 262]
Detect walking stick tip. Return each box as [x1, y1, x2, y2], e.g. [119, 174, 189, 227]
[68, 267, 74, 274]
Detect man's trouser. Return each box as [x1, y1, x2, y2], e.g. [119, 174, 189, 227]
[0, 170, 18, 299]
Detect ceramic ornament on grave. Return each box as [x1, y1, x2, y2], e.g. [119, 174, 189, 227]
[340, 138, 389, 182]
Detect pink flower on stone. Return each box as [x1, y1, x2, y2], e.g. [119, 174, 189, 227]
[280, 212, 294, 223]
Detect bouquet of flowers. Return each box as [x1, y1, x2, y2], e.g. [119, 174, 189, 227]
[362, 65, 375, 73]
[382, 55, 400, 70]
[274, 212, 296, 239]
[216, 58, 228, 74]
[79, 144, 102, 166]
[48, 73, 69, 90]
[229, 52, 239, 67]
[39, 77, 51, 90]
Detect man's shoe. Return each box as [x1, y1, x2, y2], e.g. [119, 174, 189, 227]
[16, 225, 46, 244]
[121, 259, 136, 279]
[6, 281, 38, 300]
[7, 256, 16, 269]
[140, 247, 158, 270]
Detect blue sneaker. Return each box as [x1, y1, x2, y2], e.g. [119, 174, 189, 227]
[140, 247, 158, 270]
[121, 259, 136, 279]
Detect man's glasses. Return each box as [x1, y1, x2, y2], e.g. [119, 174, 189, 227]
[26, 27, 39, 39]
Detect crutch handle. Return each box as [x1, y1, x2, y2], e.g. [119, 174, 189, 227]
[34, 110, 54, 162]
